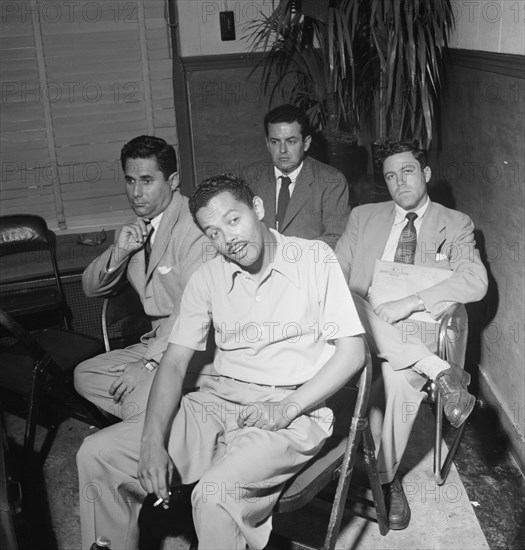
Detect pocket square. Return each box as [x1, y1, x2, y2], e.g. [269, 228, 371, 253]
[158, 265, 173, 275]
[435, 253, 448, 262]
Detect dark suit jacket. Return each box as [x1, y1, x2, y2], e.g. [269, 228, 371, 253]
[336, 200, 488, 318]
[82, 192, 212, 359]
[251, 156, 350, 248]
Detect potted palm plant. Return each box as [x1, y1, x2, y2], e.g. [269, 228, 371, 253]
[245, 0, 373, 189]
[366, 0, 454, 185]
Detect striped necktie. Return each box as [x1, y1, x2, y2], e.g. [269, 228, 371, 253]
[394, 212, 418, 264]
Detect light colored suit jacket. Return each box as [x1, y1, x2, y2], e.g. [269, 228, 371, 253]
[83, 192, 213, 360]
[336, 200, 488, 318]
[251, 156, 350, 248]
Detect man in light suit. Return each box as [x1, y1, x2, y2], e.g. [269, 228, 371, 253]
[251, 104, 350, 248]
[336, 140, 488, 529]
[74, 135, 213, 420]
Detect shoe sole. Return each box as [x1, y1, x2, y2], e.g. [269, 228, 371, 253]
[448, 392, 475, 429]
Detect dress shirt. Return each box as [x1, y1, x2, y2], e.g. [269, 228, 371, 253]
[381, 198, 430, 262]
[273, 163, 303, 209]
[170, 230, 364, 386]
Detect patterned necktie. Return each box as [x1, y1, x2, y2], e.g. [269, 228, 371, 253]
[394, 212, 418, 264]
[144, 227, 154, 272]
[276, 176, 292, 231]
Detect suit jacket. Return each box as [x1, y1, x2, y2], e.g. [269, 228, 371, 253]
[335, 200, 488, 318]
[251, 156, 350, 248]
[83, 192, 213, 360]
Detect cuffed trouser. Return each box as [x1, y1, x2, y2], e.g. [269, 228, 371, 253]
[77, 376, 333, 550]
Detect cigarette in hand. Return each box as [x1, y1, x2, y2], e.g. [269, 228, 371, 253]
[153, 497, 164, 507]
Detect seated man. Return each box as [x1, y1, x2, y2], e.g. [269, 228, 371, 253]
[77, 174, 366, 550]
[251, 104, 350, 248]
[336, 140, 488, 529]
[74, 135, 213, 420]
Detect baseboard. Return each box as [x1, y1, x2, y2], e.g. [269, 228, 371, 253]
[478, 368, 525, 477]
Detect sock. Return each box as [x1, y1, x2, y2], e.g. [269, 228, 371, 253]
[413, 354, 449, 380]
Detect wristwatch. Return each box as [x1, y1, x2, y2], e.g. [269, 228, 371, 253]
[143, 358, 159, 372]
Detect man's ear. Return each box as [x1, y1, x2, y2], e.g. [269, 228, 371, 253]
[168, 172, 180, 191]
[303, 135, 312, 152]
[423, 166, 431, 183]
[253, 196, 265, 220]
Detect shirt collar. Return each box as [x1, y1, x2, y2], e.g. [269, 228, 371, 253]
[394, 197, 430, 225]
[274, 162, 304, 184]
[225, 229, 301, 293]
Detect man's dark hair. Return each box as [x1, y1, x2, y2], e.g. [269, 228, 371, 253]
[120, 135, 178, 180]
[377, 140, 427, 171]
[189, 174, 255, 226]
[263, 104, 311, 139]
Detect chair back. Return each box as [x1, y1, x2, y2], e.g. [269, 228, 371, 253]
[101, 283, 151, 352]
[0, 215, 68, 328]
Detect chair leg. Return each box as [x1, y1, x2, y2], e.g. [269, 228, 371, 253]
[433, 392, 468, 485]
[361, 425, 389, 536]
[323, 422, 364, 550]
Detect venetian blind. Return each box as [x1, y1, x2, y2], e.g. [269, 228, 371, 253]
[0, 0, 178, 231]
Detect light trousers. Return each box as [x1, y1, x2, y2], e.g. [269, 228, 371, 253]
[77, 376, 333, 550]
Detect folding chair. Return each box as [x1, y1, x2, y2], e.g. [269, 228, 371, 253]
[422, 303, 472, 485]
[0, 215, 70, 330]
[138, 340, 389, 550]
[0, 307, 108, 470]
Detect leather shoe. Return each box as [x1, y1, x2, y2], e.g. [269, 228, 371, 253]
[436, 365, 475, 428]
[384, 477, 410, 530]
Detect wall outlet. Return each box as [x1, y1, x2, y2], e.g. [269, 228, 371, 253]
[219, 11, 235, 41]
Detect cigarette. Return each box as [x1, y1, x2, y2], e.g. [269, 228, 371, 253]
[153, 497, 164, 507]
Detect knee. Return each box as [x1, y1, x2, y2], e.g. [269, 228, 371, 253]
[73, 357, 96, 395]
[192, 475, 226, 512]
[76, 429, 115, 471]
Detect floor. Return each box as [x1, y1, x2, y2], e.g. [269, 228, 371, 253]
[3, 394, 524, 550]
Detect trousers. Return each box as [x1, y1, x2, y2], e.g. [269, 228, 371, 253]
[77, 376, 333, 550]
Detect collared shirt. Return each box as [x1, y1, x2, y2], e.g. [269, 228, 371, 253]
[273, 163, 303, 210]
[381, 198, 430, 261]
[169, 230, 364, 386]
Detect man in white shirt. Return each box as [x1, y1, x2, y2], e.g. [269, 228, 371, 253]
[77, 174, 366, 549]
[336, 140, 488, 530]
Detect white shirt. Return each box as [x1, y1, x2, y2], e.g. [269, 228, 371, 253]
[381, 198, 430, 261]
[273, 163, 304, 209]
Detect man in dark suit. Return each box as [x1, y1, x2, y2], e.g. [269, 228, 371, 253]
[336, 140, 488, 530]
[251, 104, 350, 248]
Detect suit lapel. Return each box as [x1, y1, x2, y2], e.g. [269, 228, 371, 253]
[416, 201, 446, 266]
[366, 202, 394, 278]
[280, 157, 313, 232]
[145, 193, 182, 280]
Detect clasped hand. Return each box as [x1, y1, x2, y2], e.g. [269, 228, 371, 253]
[237, 400, 298, 431]
[373, 295, 418, 324]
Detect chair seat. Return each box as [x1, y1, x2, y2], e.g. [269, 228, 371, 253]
[276, 435, 347, 513]
[0, 288, 64, 318]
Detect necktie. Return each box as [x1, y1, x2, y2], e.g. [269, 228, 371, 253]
[144, 227, 154, 272]
[276, 176, 292, 231]
[394, 212, 418, 264]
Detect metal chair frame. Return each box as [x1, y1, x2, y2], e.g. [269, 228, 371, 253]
[271, 341, 389, 549]
[425, 303, 470, 485]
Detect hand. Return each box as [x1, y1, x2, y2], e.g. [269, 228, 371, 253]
[237, 401, 298, 431]
[112, 218, 151, 263]
[109, 360, 149, 403]
[138, 442, 174, 506]
[373, 295, 419, 324]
